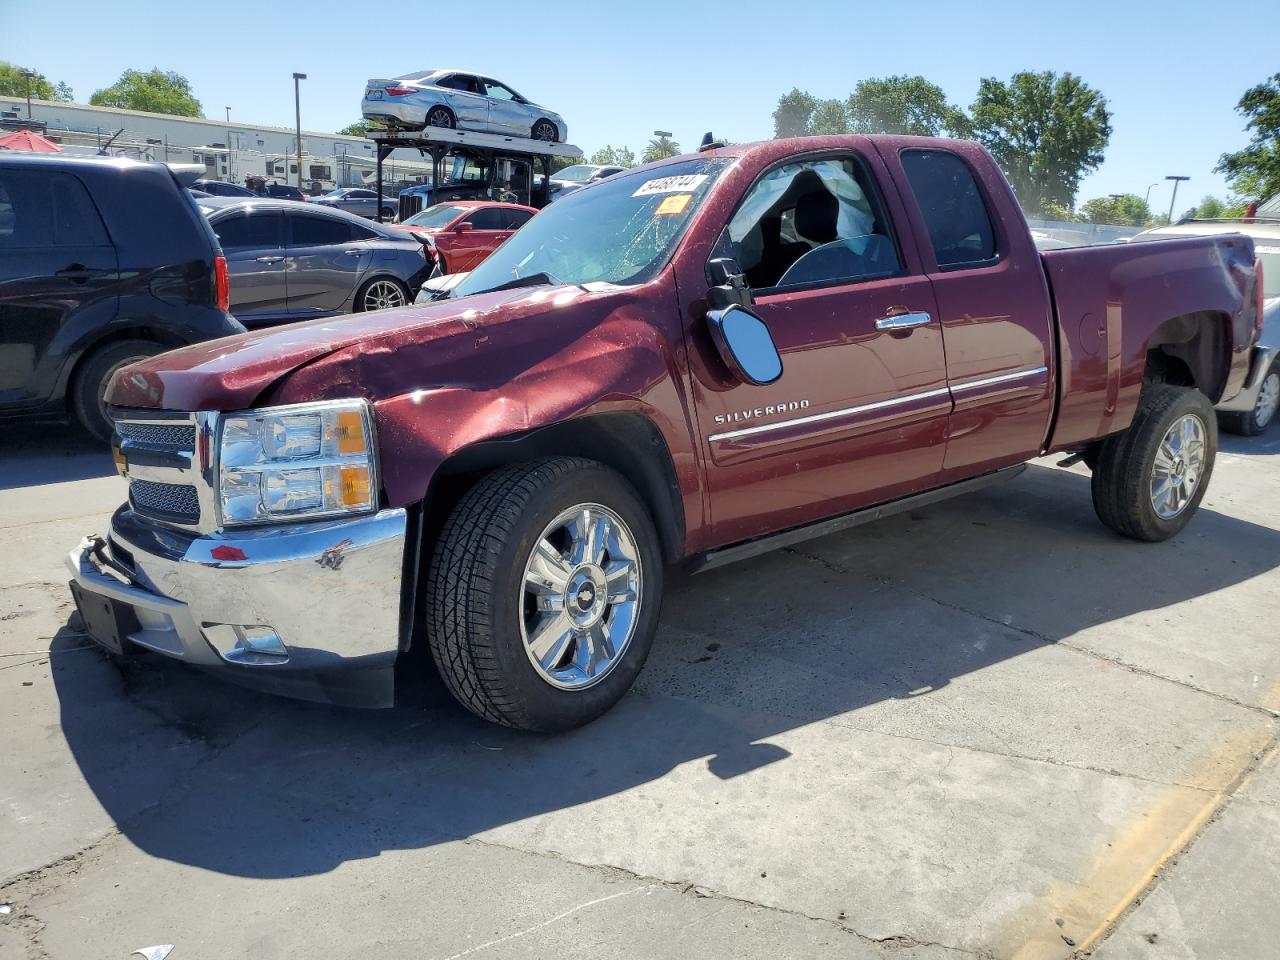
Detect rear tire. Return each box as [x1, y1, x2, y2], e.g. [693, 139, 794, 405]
[1091, 385, 1217, 541]
[71, 339, 163, 443]
[379, 206, 395, 221]
[355, 276, 408, 312]
[425, 106, 455, 130]
[425, 457, 664, 732]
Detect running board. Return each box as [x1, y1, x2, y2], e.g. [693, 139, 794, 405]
[688, 464, 1027, 574]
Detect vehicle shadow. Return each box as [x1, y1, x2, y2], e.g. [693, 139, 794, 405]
[0, 422, 114, 489]
[1220, 430, 1280, 457]
[49, 462, 1280, 879]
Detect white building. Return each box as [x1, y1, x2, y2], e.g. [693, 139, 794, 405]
[0, 97, 433, 192]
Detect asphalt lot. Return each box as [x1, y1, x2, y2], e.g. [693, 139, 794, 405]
[1, 422, 1277, 960]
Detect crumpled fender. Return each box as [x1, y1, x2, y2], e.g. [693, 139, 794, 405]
[265, 281, 703, 526]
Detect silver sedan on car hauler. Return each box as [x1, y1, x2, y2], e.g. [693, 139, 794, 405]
[1132, 219, 1280, 434]
[198, 198, 432, 326]
[361, 69, 567, 142]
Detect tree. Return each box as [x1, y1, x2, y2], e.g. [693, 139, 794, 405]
[847, 75, 969, 137]
[1187, 195, 1226, 219]
[90, 69, 202, 117]
[1217, 74, 1280, 201]
[642, 135, 680, 163]
[1038, 200, 1080, 222]
[970, 71, 1111, 216]
[589, 144, 637, 167]
[0, 62, 72, 102]
[338, 120, 369, 137]
[772, 88, 818, 138]
[1078, 193, 1151, 226]
[809, 99, 850, 135]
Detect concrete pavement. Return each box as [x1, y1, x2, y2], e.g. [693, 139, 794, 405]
[2, 423, 1277, 959]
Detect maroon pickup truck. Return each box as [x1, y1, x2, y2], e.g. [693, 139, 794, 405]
[68, 135, 1263, 732]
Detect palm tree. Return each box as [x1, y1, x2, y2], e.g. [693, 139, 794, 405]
[642, 135, 680, 164]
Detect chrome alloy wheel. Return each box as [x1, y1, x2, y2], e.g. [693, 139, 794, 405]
[520, 503, 642, 690]
[363, 280, 406, 310]
[1255, 369, 1280, 430]
[427, 107, 454, 128]
[1151, 413, 1207, 519]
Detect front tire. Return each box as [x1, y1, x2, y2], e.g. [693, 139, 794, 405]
[531, 119, 559, 142]
[1091, 385, 1217, 541]
[71, 339, 164, 443]
[425, 457, 664, 732]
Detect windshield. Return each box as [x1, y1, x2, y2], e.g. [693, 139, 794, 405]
[404, 204, 469, 229]
[553, 165, 597, 183]
[454, 157, 730, 297]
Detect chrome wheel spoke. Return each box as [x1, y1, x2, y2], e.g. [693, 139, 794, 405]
[525, 538, 571, 595]
[604, 560, 635, 603]
[528, 613, 574, 670]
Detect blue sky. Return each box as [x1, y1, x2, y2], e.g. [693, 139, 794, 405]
[5, 0, 1273, 212]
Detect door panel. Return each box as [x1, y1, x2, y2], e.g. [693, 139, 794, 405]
[481, 80, 527, 135]
[884, 145, 1056, 479]
[212, 211, 287, 325]
[0, 167, 119, 408]
[692, 278, 948, 544]
[284, 215, 369, 314]
[443, 77, 489, 129]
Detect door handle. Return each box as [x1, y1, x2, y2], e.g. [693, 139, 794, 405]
[875, 312, 932, 332]
[344, 249, 365, 256]
[55, 265, 101, 282]
[255, 255, 284, 263]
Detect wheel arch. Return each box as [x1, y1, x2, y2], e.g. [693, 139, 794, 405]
[1143, 310, 1233, 404]
[421, 412, 685, 565]
[62, 324, 189, 412]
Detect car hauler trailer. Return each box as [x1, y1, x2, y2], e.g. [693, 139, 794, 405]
[369, 127, 583, 220]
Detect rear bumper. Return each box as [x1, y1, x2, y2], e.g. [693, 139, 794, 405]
[1217, 343, 1279, 413]
[65, 506, 408, 707]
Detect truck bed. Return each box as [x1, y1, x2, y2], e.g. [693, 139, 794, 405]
[1041, 234, 1259, 451]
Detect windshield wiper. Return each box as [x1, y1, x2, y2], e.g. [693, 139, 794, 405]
[479, 272, 561, 295]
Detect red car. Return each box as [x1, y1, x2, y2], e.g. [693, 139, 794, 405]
[390, 200, 537, 274]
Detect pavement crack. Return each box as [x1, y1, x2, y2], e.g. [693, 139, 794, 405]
[918, 591, 1279, 720]
[461, 836, 983, 956]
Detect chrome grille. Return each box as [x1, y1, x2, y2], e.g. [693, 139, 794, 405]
[399, 193, 423, 219]
[129, 479, 200, 521]
[112, 409, 210, 530]
[116, 421, 196, 449]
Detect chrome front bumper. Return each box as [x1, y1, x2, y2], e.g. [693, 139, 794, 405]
[66, 507, 408, 707]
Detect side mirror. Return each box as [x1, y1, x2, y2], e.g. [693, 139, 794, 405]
[707, 304, 783, 386]
[707, 257, 752, 310]
[454, 221, 474, 234]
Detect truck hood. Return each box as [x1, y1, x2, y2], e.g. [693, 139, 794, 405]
[106, 284, 615, 411]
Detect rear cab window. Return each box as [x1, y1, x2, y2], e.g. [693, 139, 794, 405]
[900, 149, 998, 269]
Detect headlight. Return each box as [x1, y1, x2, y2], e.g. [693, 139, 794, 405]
[218, 400, 377, 526]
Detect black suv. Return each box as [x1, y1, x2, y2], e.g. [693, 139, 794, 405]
[0, 154, 243, 441]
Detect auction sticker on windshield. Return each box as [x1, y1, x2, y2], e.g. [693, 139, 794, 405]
[633, 174, 709, 197]
[655, 194, 693, 216]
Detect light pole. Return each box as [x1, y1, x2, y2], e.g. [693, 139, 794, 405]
[1144, 182, 1159, 206]
[225, 107, 232, 182]
[21, 69, 35, 119]
[1166, 175, 1189, 223]
[653, 129, 673, 158]
[292, 73, 307, 190]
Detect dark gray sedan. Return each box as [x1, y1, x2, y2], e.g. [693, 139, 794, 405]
[198, 198, 430, 326]
[308, 187, 399, 220]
